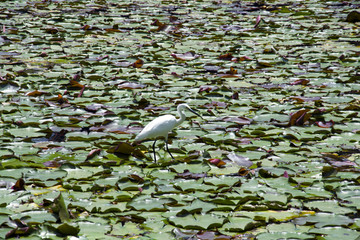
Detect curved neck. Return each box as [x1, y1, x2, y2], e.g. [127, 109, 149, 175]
[175, 109, 186, 127]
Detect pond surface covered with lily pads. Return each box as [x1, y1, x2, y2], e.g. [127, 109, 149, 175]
[0, 0, 360, 239]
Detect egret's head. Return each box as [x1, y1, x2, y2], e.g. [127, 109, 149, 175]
[177, 103, 190, 111]
[177, 104, 202, 119]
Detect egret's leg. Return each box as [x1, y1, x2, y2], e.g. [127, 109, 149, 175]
[152, 139, 157, 162]
[165, 137, 174, 160]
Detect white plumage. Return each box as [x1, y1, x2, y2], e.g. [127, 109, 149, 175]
[135, 115, 178, 141]
[135, 104, 201, 161]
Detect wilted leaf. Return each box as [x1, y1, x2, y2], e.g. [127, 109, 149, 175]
[171, 52, 199, 61]
[177, 170, 207, 179]
[290, 96, 321, 103]
[5, 220, 34, 239]
[96, 55, 109, 61]
[218, 53, 233, 61]
[198, 85, 219, 93]
[238, 56, 253, 61]
[81, 24, 92, 30]
[68, 79, 84, 90]
[86, 149, 102, 161]
[43, 160, 64, 168]
[290, 79, 310, 85]
[226, 66, 237, 74]
[289, 109, 311, 126]
[26, 90, 48, 97]
[151, 19, 173, 32]
[132, 59, 144, 68]
[45, 94, 69, 106]
[238, 168, 250, 176]
[257, 60, 272, 67]
[49, 129, 68, 142]
[345, 11, 360, 23]
[118, 82, 146, 89]
[227, 153, 253, 167]
[254, 15, 262, 28]
[128, 174, 144, 183]
[208, 159, 226, 167]
[54, 192, 70, 222]
[203, 101, 227, 108]
[222, 116, 252, 126]
[231, 92, 239, 99]
[11, 178, 25, 192]
[315, 120, 334, 128]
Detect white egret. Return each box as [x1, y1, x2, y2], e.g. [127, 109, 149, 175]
[135, 104, 202, 162]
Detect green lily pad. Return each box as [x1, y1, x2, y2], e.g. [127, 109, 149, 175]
[304, 200, 355, 215]
[221, 216, 255, 232]
[168, 213, 224, 230]
[308, 226, 360, 240]
[294, 212, 354, 228]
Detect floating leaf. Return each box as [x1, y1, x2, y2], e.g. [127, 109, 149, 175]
[118, 82, 146, 89]
[345, 11, 360, 23]
[132, 59, 144, 68]
[227, 153, 252, 167]
[128, 197, 173, 211]
[294, 213, 354, 228]
[238, 56, 253, 61]
[5, 219, 34, 239]
[198, 85, 219, 93]
[254, 15, 262, 28]
[43, 160, 64, 168]
[222, 116, 252, 126]
[56, 223, 80, 236]
[226, 66, 237, 74]
[26, 90, 48, 97]
[1, 1, 359, 238]
[238, 168, 250, 176]
[304, 200, 355, 215]
[289, 109, 311, 126]
[11, 178, 25, 192]
[208, 159, 226, 167]
[290, 79, 310, 85]
[316, 120, 334, 128]
[218, 53, 233, 61]
[151, 19, 173, 32]
[107, 142, 134, 155]
[68, 79, 84, 90]
[222, 216, 254, 232]
[49, 129, 68, 142]
[171, 52, 199, 61]
[86, 149, 102, 161]
[168, 214, 224, 230]
[53, 192, 70, 222]
[177, 170, 207, 179]
[203, 101, 227, 108]
[85, 104, 102, 113]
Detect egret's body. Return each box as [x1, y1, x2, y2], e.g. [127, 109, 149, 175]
[135, 115, 179, 141]
[135, 104, 201, 162]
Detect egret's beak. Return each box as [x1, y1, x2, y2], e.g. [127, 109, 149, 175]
[188, 107, 203, 119]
